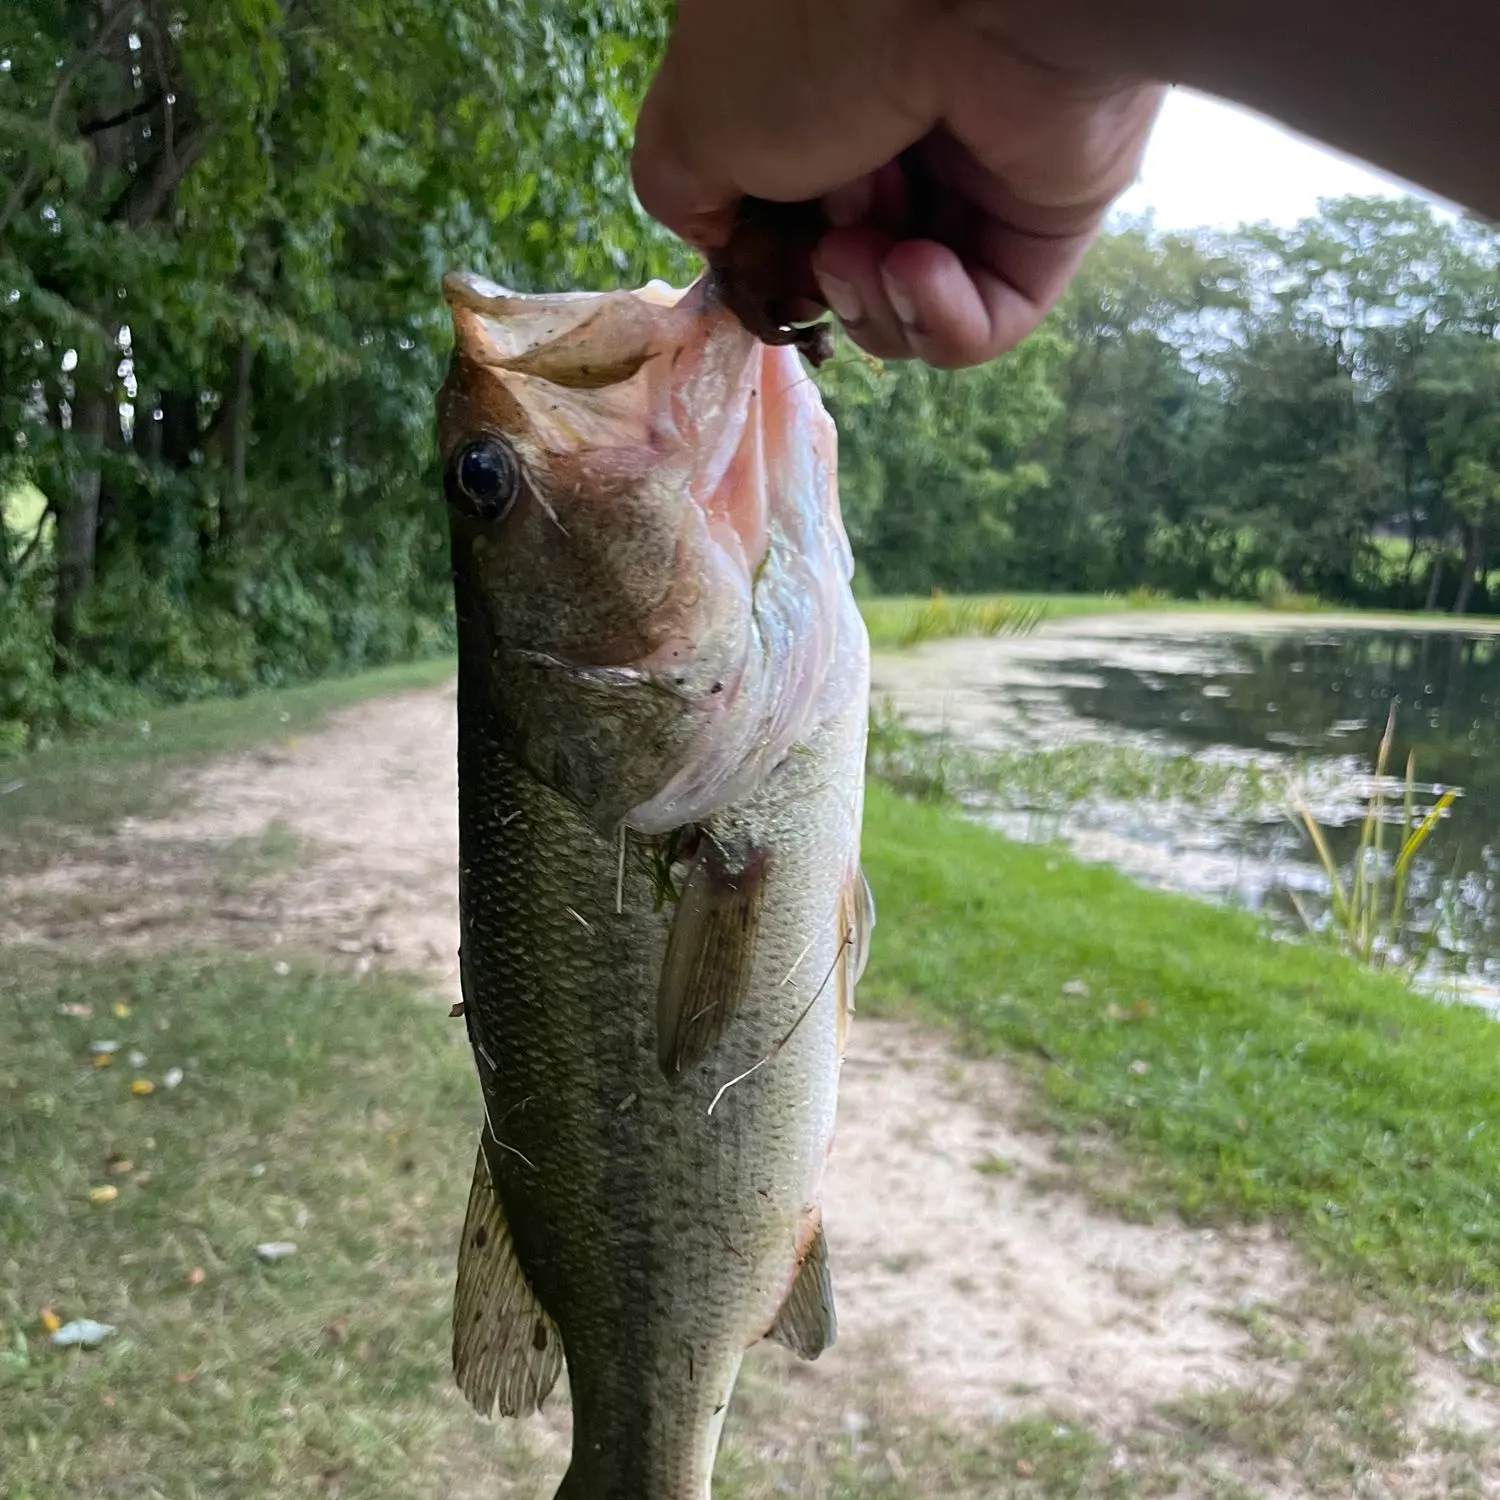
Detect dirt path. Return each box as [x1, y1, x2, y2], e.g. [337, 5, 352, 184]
[19, 677, 1300, 1434]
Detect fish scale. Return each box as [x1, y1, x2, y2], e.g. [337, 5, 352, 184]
[437, 269, 871, 1500]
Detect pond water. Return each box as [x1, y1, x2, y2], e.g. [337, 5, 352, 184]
[871, 616, 1500, 1010]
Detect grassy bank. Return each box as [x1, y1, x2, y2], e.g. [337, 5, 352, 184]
[15, 948, 1461, 1499]
[860, 783, 1500, 1317]
[858, 590, 1500, 650]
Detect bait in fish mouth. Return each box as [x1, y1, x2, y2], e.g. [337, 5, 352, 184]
[434, 262, 872, 1500]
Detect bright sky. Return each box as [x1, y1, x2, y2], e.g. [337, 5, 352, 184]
[1109, 89, 1444, 232]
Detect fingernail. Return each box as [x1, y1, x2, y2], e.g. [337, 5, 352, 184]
[882, 268, 918, 330]
[816, 271, 863, 327]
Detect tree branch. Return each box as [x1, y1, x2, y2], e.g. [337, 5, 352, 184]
[79, 92, 164, 136]
[15, 502, 56, 572]
[0, 3, 137, 240]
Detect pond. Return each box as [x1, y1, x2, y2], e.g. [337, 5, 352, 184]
[871, 614, 1500, 1011]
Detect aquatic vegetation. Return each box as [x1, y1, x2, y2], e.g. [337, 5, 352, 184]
[1287, 705, 1460, 975]
[866, 699, 1272, 815]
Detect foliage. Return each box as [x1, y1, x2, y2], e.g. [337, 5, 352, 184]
[832, 200, 1500, 613]
[1, 0, 684, 746]
[3, 0, 1498, 756]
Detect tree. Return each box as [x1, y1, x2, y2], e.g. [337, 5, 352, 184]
[1, 0, 683, 733]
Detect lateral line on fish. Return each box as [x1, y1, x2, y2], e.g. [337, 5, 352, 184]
[616, 826, 626, 915]
[499, 810, 523, 827]
[707, 930, 852, 1117]
[565, 906, 594, 933]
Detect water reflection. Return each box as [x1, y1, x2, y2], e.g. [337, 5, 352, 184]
[882, 623, 1500, 1010]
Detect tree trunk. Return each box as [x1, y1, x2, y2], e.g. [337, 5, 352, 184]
[53, 377, 109, 666]
[1423, 552, 1445, 612]
[221, 337, 255, 548]
[1453, 525, 1484, 616]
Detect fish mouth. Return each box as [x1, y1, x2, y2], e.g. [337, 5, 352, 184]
[440, 269, 770, 573]
[442, 269, 858, 834]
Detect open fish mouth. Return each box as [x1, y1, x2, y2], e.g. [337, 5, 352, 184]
[438, 266, 860, 836]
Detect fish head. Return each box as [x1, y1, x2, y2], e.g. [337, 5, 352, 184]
[436, 271, 864, 837]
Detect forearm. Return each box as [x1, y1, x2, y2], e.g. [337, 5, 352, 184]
[1008, 0, 1499, 218]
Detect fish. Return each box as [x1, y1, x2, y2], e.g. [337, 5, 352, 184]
[434, 266, 873, 1500]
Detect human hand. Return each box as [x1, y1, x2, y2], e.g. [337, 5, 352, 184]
[631, 0, 1164, 368]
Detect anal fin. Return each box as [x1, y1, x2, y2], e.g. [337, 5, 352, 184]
[452, 1140, 563, 1417]
[768, 1223, 837, 1360]
[657, 836, 769, 1078]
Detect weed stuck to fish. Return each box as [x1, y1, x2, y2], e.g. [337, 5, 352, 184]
[1287, 704, 1460, 975]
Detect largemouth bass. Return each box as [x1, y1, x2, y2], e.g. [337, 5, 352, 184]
[435, 269, 872, 1500]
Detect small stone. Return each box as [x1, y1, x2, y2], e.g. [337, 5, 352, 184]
[112, 1002, 131, 1019]
[1060, 979, 1090, 998]
[272, 960, 291, 978]
[130, 1079, 154, 1097]
[335, 939, 364, 955]
[88, 1185, 119, 1205]
[163, 1067, 184, 1089]
[128, 1050, 147, 1069]
[1129, 1059, 1150, 1076]
[89, 1040, 121, 1055]
[255, 1241, 298, 1263]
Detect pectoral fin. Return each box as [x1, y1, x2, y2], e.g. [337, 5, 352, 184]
[767, 1222, 837, 1360]
[848, 864, 875, 989]
[656, 838, 769, 1078]
[452, 1140, 563, 1417]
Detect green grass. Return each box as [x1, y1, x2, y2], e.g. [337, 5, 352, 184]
[0, 949, 505, 1500]
[859, 782, 1500, 1315]
[0, 658, 455, 842]
[857, 591, 1273, 649]
[1, 949, 1133, 1500]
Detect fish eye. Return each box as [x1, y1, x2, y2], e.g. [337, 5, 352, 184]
[447, 437, 520, 522]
